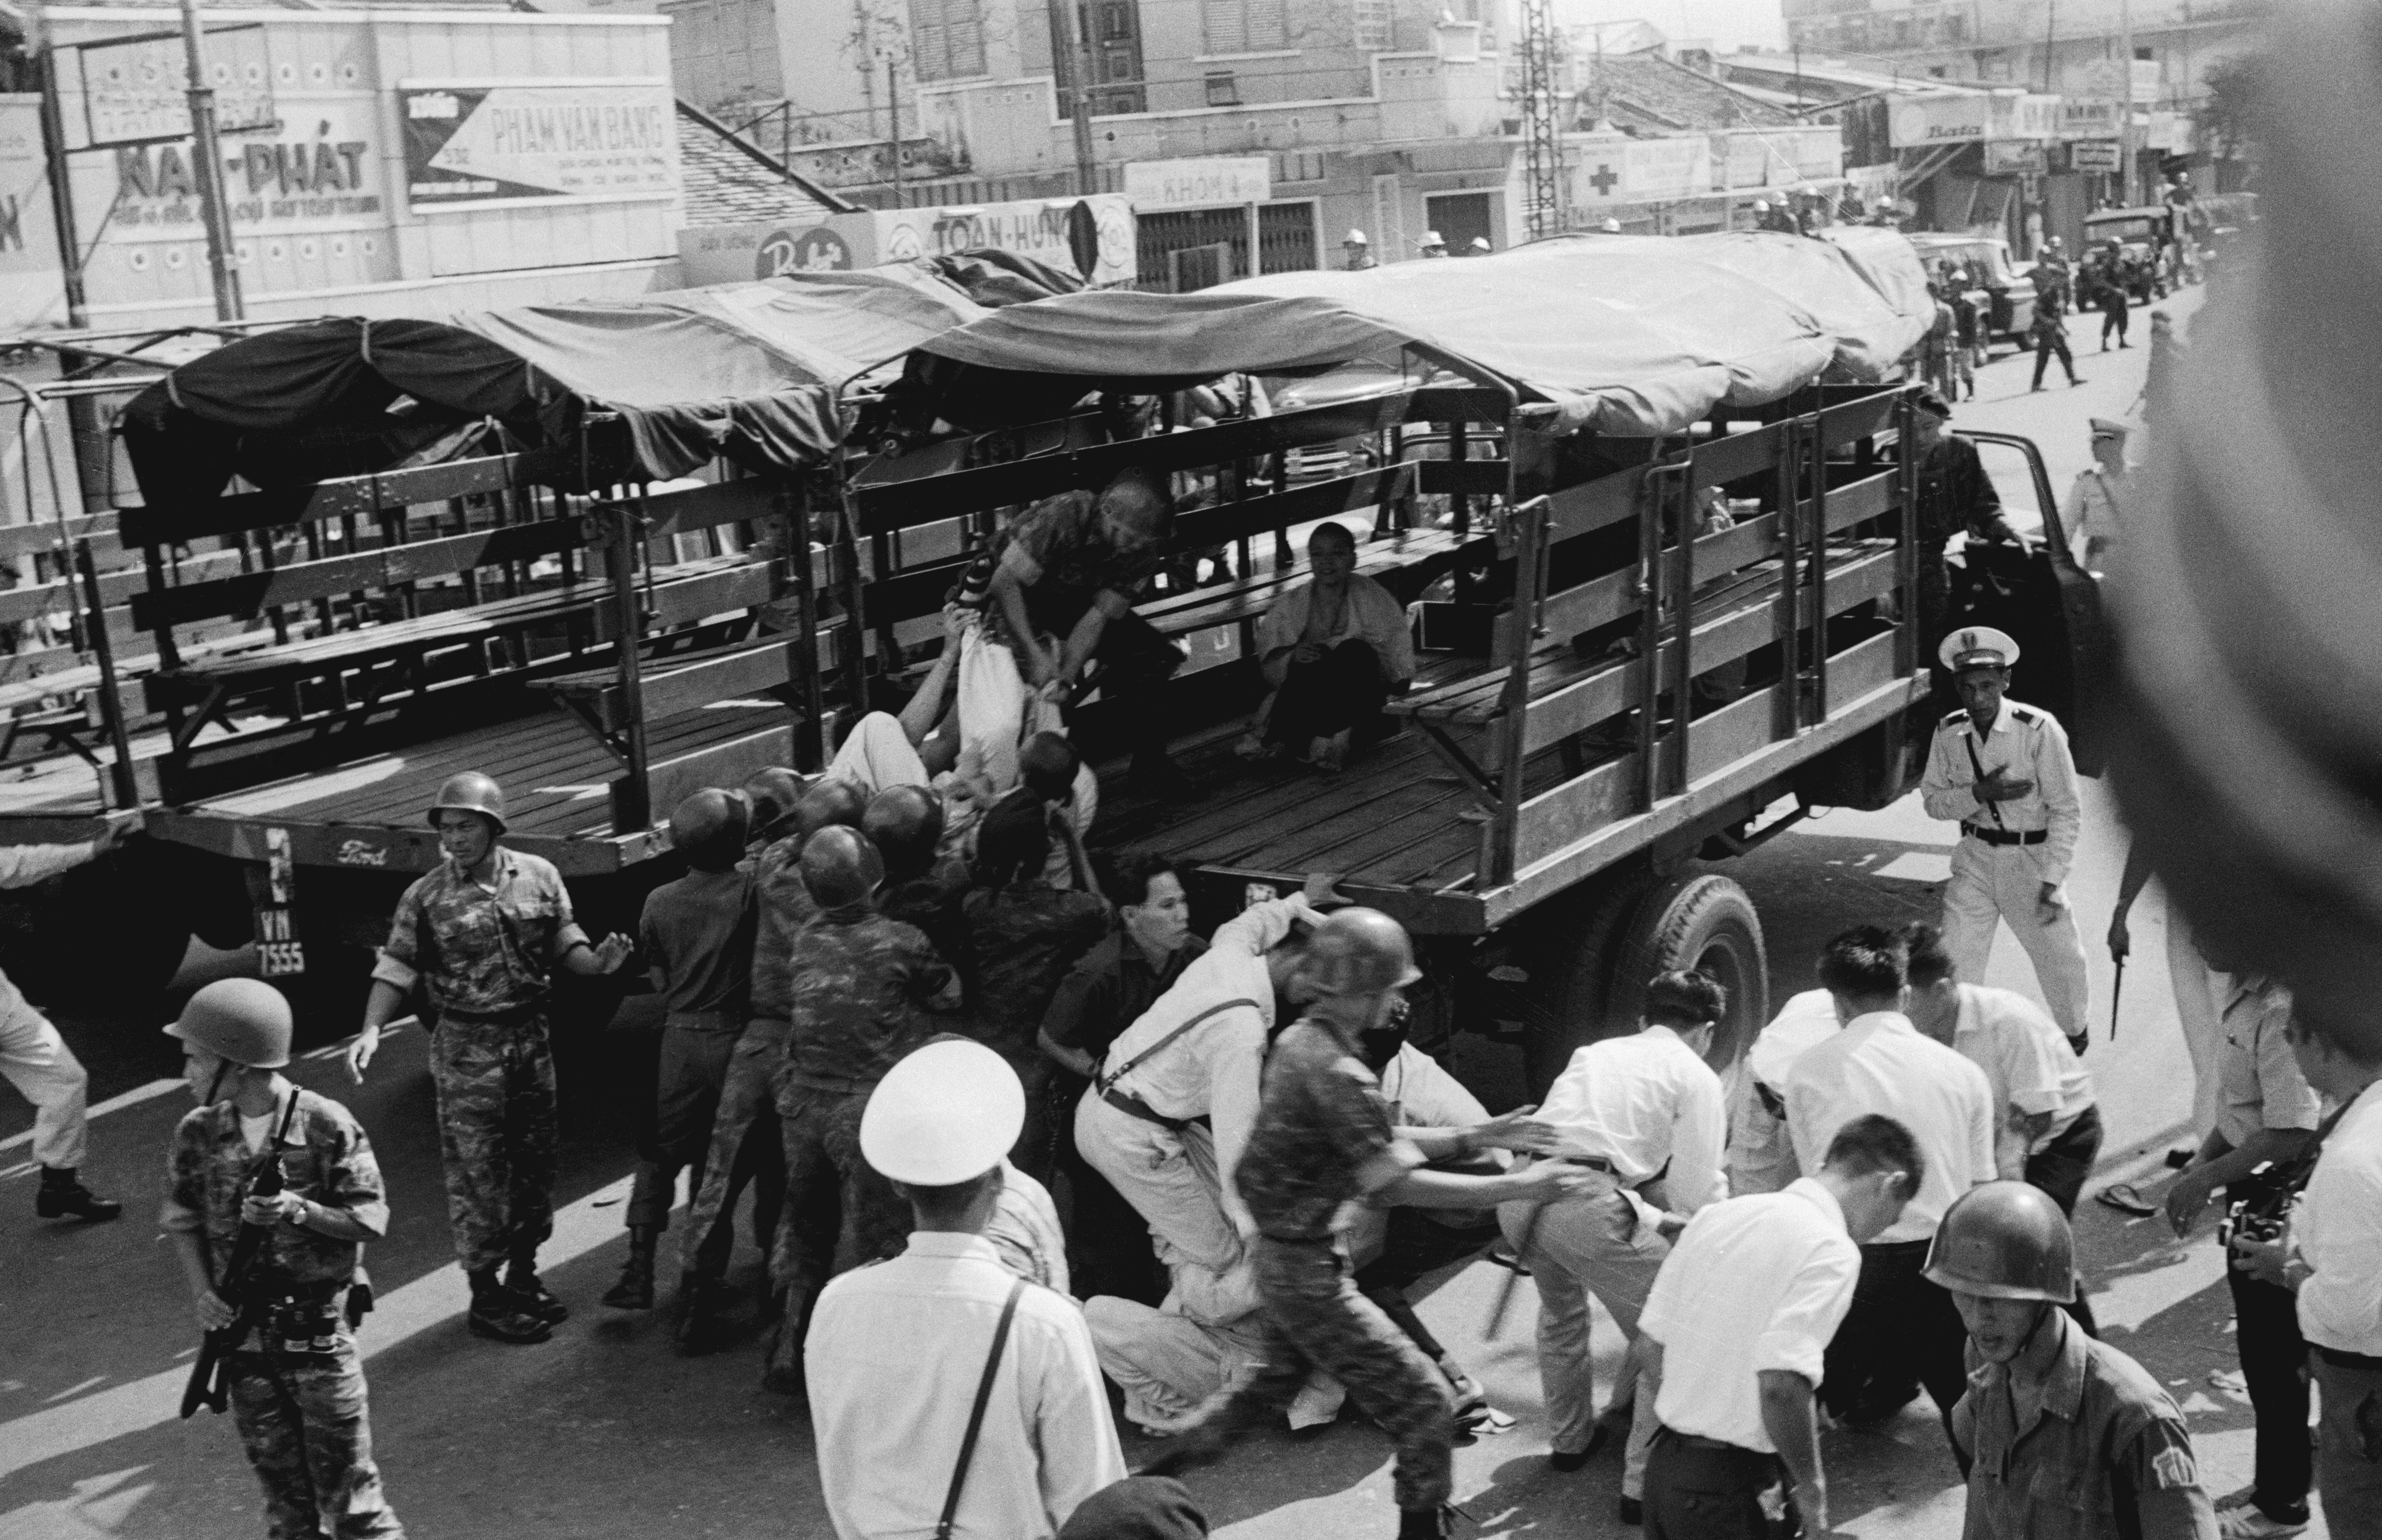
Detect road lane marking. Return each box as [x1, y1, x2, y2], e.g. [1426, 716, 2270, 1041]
[0, 1172, 637, 1482]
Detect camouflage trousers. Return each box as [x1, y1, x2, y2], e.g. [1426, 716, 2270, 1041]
[624, 1019, 740, 1232]
[1165, 1235, 1453, 1511]
[429, 1017, 558, 1274]
[679, 1017, 789, 1276]
[228, 1338, 404, 1540]
[770, 1082, 909, 1299]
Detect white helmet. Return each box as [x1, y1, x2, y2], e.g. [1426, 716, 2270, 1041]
[1420, 229, 1446, 247]
[1344, 228, 1370, 244]
[1601, 217, 1622, 233]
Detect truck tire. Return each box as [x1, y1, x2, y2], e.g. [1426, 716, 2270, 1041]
[1606, 872, 1769, 1084]
[1518, 864, 1656, 1093]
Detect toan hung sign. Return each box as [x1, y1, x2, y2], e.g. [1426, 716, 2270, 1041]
[679, 193, 1137, 288]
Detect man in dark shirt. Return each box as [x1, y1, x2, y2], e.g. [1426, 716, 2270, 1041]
[607, 789, 757, 1314]
[762, 826, 961, 1393]
[959, 468, 1190, 795]
[1041, 851, 1206, 1302]
[963, 797, 1109, 1180]
[1909, 388, 2022, 671]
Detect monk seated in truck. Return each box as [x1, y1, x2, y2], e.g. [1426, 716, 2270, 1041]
[1237, 521, 1416, 774]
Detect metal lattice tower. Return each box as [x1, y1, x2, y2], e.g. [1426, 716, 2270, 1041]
[1519, 0, 1567, 239]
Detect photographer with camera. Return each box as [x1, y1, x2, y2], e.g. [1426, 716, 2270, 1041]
[2228, 1015, 2382, 1540]
[2166, 972, 2321, 1539]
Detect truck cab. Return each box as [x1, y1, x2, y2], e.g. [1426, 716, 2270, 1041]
[1906, 232, 2039, 345]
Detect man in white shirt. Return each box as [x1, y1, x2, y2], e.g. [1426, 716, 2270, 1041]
[1901, 923, 2101, 1208]
[2234, 1013, 2382, 1539]
[2169, 974, 2322, 1539]
[1782, 925, 1996, 1445]
[1502, 971, 1731, 1515]
[808, 1039, 1124, 1540]
[1918, 626, 2094, 1051]
[1074, 881, 1330, 1273]
[1727, 988, 1841, 1196]
[1636, 1113, 1924, 1539]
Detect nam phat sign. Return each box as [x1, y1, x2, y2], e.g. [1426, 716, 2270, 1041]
[399, 80, 678, 211]
[680, 193, 1137, 288]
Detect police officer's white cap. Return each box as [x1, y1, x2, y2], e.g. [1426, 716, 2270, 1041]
[1940, 625, 2021, 673]
[860, 1039, 1024, 1186]
[1421, 230, 1445, 245]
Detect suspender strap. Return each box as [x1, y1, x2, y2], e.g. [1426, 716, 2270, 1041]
[936, 1278, 1027, 1540]
[1961, 733, 2007, 828]
[1095, 998, 1262, 1097]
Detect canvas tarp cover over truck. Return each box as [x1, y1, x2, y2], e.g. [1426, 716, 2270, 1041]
[120, 264, 1000, 511]
[906, 227, 1933, 437]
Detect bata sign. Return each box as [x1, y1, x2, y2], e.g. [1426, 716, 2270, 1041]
[399, 80, 677, 210]
[679, 194, 1137, 287]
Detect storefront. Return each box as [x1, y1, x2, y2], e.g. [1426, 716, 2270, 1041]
[30, 7, 686, 327]
[677, 192, 1137, 285]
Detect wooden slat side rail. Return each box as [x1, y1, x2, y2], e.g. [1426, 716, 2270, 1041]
[1510, 630, 1904, 869]
[117, 449, 571, 546]
[850, 395, 1414, 535]
[1816, 393, 1899, 453]
[1822, 470, 1896, 533]
[0, 514, 117, 564]
[1685, 421, 1789, 489]
[614, 724, 794, 836]
[0, 547, 244, 628]
[1542, 463, 1645, 544]
[614, 479, 777, 540]
[1167, 465, 1413, 552]
[128, 518, 589, 629]
[1415, 460, 1510, 497]
[593, 562, 773, 642]
[1518, 512, 1786, 656]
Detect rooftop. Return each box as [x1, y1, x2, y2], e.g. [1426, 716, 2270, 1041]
[1578, 50, 1800, 132]
[675, 101, 859, 229]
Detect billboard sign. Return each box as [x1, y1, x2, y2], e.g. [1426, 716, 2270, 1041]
[1123, 156, 1271, 211]
[2069, 139, 2122, 173]
[680, 193, 1137, 288]
[1889, 92, 1998, 148]
[399, 79, 678, 212]
[79, 25, 276, 147]
[0, 97, 67, 331]
[2060, 98, 2122, 138]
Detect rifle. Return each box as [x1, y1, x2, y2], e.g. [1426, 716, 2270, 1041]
[181, 1094, 300, 1419]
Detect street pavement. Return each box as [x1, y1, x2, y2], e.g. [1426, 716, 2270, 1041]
[0, 283, 2280, 1540]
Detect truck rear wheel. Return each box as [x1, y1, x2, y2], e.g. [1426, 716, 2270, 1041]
[1607, 872, 1769, 1081]
[1518, 865, 1655, 1093]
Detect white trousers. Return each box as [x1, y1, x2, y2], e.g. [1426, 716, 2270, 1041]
[1941, 837, 2094, 1040]
[826, 709, 1097, 881]
[1, 997, 88, 1169]
[1501, 1192, 1667, 1499]
[2166, 907, 2227, 1136]
[1074, 1091, 1242, 1273]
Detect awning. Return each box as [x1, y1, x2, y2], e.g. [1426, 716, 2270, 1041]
[118, 256, 1041, 511]
[904, 227, 1931, 438]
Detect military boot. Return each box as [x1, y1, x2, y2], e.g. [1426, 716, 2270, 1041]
[35, 1167, 121, 1223]
[505, 1251, 569, 1326]
[468, 1268, 552, 1345]
[672, 1269, 727, 1356]
[601, 1226, 658, 1311]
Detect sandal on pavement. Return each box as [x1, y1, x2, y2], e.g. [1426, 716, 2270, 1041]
[2095, 1182, 2157, 1217]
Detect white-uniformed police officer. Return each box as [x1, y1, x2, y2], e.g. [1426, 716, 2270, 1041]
[1918, 628, 2094, 1054]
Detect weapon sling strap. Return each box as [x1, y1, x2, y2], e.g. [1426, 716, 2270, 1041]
[1095, 999, 1260, 1098]
[1962, 732, 2008, 829]
[935, 1278, 1027, 1540]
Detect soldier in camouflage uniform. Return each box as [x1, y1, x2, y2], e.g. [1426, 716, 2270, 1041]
[760, 824, 962, 1392]
[674, 777, 865, 1352]
[961, 794, 1108, 1179]
[164, 980, 403, 1539]
[1143, 910, 1591, 1540]
[866, 785, 971, 970]
[347, 771, 630, 1345]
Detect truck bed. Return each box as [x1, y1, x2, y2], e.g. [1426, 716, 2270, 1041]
[144, 701, 791, 877]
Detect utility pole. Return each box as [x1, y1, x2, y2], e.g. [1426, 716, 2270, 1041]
[1519, 0, 1565, 239]
[884, 53, 903, 205]
[177, 0, 243, 321]
[2116, 0, 2136, 204]
[2042, 0, 2056, 93]
[26, 3, 88, 328]
[1046, 0, 1098, 195]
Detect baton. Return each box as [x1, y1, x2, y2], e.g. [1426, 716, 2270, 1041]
[1485, 1202, 1543, 1340]
[2110, 953, 2126, 1042]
